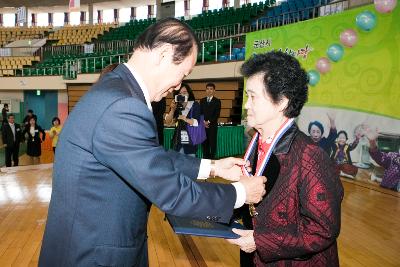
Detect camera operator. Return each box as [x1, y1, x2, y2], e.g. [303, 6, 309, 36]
[165, 83, 201, 156]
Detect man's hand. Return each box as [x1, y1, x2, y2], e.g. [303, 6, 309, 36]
[204, 120, 210, 128]
[215, 157, 248, 181]
[239, 175, 267, 204]
[226, 229, 256, 253]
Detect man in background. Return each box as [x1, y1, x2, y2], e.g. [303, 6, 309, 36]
[200, 83, 221, 159]
[23, 109, 37, 126]
[2, 114, 23, 167]
[2, 103, 9, 124]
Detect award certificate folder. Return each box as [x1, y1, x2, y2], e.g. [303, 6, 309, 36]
[166, 214, 245, 239]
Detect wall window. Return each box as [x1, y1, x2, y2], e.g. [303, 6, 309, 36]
[119, 8, 131, 22]
[70, 11, 80, 25]
[53, 12, 64, 26]
[37, 13, 48, 26]
[102, 9, 114, 23]
[3, 13, 15, 27]
[175, 0, 185, 17]
[136, 6, 148, 20]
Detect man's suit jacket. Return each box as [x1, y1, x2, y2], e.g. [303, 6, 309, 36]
[200, 96, 221, 128]
[39, 64, 236, 267]
[2, 123, 22, 147]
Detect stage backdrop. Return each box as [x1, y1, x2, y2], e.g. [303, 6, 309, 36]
[243, 4, 400, 190]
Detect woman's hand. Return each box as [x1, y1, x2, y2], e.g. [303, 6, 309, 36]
[170, 100, 177, 111]
[226, 229, 256, 253]
[364, 126, 379, 141]
[178, 115, 187, 122]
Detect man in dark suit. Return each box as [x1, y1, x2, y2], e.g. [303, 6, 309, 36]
[200, 83, 221, 159]
[39, 18, 266, 267]
[2, 114, 23, 167]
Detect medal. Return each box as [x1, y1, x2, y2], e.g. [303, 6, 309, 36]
[241, 119, 294, 217]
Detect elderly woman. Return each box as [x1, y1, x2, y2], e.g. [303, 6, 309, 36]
[308, 113, 337, 155]
[228, 51, 344, 267]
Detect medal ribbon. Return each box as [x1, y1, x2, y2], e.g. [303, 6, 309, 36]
[241, 118, 294, 216]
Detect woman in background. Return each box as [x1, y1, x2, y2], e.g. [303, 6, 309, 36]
[24, 117, 45, 165]
[365, 126, 400, 191]
[49, 117, 62, 153]
[307, 113, 337, 155]
[331, 130, 361, 178]
[165, 83, 201, 156]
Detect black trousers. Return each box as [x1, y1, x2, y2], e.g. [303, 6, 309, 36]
[5, 145, 19, 167]
[202, 126, 218, 159]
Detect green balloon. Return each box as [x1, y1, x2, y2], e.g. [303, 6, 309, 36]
[308, 70, 320, 86]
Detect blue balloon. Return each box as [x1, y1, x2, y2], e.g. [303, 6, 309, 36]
[326, 44, 344, 62]
[308, 70, 320, 86]
[356, 11, 377, 31]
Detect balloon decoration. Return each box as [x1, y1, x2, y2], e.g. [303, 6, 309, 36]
[340, 29, 358, 47]
[307, 4, 392, 86]
[316, 57, 331, 74]
[326, 44, 344, 62]
[374, 0, 397, 13]
[308, 70, 320, 86]
[356, 11, 377, 31]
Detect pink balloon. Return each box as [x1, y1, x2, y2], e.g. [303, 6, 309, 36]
[316, 57, 331, 74]
[340, 29, 358, 47]
[375, 0, 397, 13]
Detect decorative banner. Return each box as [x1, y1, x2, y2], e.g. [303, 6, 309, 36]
[243, 4, 400, 191]
[244, 4, 400, 120]
[69, 0, 80, 11]
[16, 6, 27, 24]
[84, 43, 94, 54]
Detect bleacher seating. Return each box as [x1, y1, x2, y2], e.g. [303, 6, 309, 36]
[253, 0, 333, 27]
[8, 33, 245, 77]
[186, 1, 274, 30]
[0, 26, 51, 47]
[48, 24, 114, 45]
[0, 56, 40, 76]
[0, 0, 344, 77]
[198, 36, 245, 63]
[20, 49, 128, 76]
[98, 19, 155, 42]
[98, 1, 272, 43]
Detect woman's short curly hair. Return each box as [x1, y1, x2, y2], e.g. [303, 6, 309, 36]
[240, 51, 309, 118]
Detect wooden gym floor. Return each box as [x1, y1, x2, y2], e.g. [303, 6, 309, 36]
[0, 165, 399, 267]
